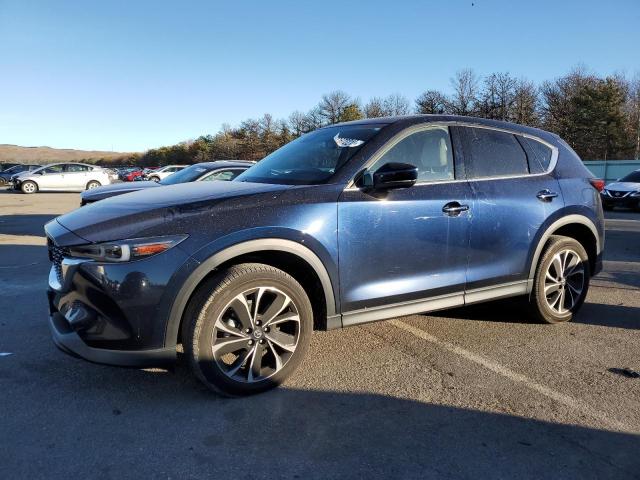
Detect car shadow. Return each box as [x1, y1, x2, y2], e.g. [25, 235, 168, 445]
[2, 354, 639, 479]
[436, 296, 640, 331]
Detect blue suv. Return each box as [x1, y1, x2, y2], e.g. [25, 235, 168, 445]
[45, 115, 604, 395]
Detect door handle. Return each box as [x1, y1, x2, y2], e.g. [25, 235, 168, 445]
[536, 189, 558, 202]
[442, 201, 469, 216]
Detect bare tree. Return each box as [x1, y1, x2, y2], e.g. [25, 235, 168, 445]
[415, 90, 449, 114]
[318, 90, 352, 124]
[479, 72, 518, 120]
[383, 93, 411, 116]
[288, 110, 307, 137]
[449, 69, 479, 116]
[364, 97, 386, 118]
[512, 79, 539, 126]
[449, 69, 478, 115]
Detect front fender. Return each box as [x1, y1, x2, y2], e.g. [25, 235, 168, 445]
[162, 231, 339, 348]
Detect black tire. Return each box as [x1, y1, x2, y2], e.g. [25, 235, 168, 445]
[149, 176, 160, 182]
[86, 180, 101, 190]
[183, 263, 313, 396]
[530, 235, 590, 324]
[21, 180, 38, 194]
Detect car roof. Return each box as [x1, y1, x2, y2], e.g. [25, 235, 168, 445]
[328, 114, 558, 142]
[40, 162, 94, 168]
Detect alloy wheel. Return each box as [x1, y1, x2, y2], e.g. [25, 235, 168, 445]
[22, 182, 36, 193]
[543, 249, 585, 314]
[211, 286, 300, 383]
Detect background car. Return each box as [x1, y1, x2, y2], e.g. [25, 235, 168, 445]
[0, 164, 41, 186]
[146, 164, 187, 182]
[12, 162, 113, 194]
[80, 160, 254, 204]
[0, 162, 21, 172]
[601, 169, 640, 211]
[123, 167, 144, 182]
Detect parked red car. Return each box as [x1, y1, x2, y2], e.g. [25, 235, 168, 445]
[124, 168, 144, 182]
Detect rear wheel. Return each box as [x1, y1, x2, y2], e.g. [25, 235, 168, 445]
[86, 180, 101, 190]
[530, 235, 590, 324]
[183, 263, 313, 396]
[21, 181, 38, 194]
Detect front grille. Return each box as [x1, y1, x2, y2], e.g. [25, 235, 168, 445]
[608, 190, 629, 198]
[47, 237, 68, 284]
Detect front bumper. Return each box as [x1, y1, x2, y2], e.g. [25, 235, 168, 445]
[601, 192, 640, 208]
[48, 310, 174, 367]
[45, 229, 194, 367]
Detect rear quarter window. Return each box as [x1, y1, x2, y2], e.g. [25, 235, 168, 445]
[460, 127, 529, 178]
[519, 137, 553, 174]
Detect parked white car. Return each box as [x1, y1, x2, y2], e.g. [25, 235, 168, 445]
[12, 162, 113, 194]
[146, 165, 187, 182]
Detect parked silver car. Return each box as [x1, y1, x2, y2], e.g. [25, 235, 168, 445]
[12, 162, 113, 194]
[80, 160, 254, 205]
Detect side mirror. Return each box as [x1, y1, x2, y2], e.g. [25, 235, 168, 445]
[371, 162, 418, 190]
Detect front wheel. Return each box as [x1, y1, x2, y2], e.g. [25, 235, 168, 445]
[530, 235, 590, 324]
[21, 181, 38, 194]
[149, 176, 160, 182]
[86, 180, 101, 190]
[183, 263, 313, 396]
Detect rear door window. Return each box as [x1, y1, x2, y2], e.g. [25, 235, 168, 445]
[460, 127, 529, 179]
[65, 164, 90, 172]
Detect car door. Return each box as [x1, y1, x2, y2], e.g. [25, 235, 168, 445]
[36, 164, 65, 189]
[64, 164, 90, 189]
[338, 125, 472, 323]
[454, 126, 564, 297]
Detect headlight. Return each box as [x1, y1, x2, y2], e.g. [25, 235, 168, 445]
[67, 235, 187, 262]
[630, 191, 640, 197]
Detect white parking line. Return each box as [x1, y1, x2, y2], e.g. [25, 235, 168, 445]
[390, 319, 631, 433]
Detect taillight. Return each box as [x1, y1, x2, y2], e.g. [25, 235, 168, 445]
[589, 179, 605, 192]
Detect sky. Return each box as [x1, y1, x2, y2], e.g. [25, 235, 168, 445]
[0, 0, 638, 152]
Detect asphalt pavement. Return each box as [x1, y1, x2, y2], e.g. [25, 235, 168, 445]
[0, 191, 639, 479]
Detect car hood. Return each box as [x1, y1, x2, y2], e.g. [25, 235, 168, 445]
[81, 181, 158, 201]
[55, 180, 292, 243]
[604, 182, 640, 192]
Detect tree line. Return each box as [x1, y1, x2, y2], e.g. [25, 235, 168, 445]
[97, 67, 640, 167]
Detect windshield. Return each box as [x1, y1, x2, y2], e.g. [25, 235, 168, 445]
[236, 125, 383, 185]
[3, 165, 22, 173]
[160, 164, 209, 185]
[620, 171, 640, 183]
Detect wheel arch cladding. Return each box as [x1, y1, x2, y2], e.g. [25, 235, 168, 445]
[528, 214, 601, 282]
[165, 239, 337, 347]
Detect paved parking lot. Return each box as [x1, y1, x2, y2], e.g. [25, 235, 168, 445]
[1, 191, 639, 479]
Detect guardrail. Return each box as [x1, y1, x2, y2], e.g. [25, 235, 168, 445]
[583, 160, 640, 182]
